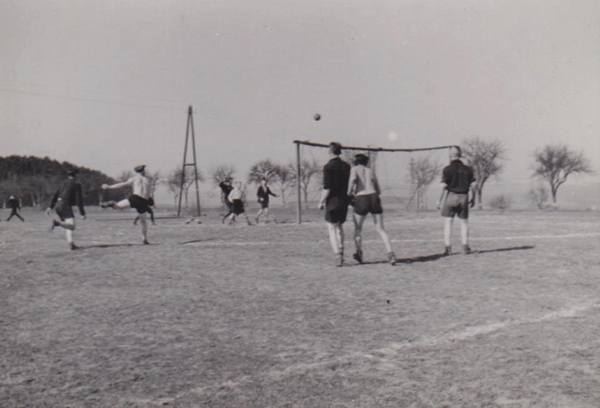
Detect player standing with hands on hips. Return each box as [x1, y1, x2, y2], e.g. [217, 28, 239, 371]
[318, 142, 351, 267]
[101, 165, 152, 245]
[47, 169, 86, 250]
[437, 146, 476, 255]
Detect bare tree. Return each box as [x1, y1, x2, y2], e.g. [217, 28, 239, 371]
[527, 185, 549, 209]
[291, 159, 321, 208]
[164, 167, 204, 207]
[533, 144, 593, 204]
[272, 164, 295, 207]
[461, 136, 506, 209]
[209, 164, 236, 187]
[146, 171, 161, 197]
[406, 156, 440, 210]
[247, 159, 279, 184]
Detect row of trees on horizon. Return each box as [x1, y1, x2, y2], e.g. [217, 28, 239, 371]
[0, 137, 594, 210]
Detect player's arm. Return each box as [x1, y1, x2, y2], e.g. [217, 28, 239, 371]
[437, 184, 448, 210]
[46, 189, 60, 215]
[319, 166, 332, 209]
[373, 172, 381, 196]
[268, 188, 277, 197]
[102, 179, 133, 190]
[346, 168, 356, 197]
[76, 184, 86, 219]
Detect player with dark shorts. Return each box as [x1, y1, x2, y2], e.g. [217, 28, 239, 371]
[255, 178, 278, 224]
[47, 169, 86, 250]
[318, 142, 351, 266]
[6, 195, 24, 222]
[219, 177, 234, 223]
[348, 154, 395, 264]
[437, 146, 476, 255]
[134, 197, 155, 226]
[227, 181, 252, 225]
[101, 164, 152, 244]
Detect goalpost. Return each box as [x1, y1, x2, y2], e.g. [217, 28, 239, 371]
[293, 140, 458, 224]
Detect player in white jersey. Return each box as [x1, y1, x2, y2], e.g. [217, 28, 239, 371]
[101, 165, 152, 244]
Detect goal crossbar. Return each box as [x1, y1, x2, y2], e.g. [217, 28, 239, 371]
[293, 140, 457, 153]
[293, 140, 457, 224]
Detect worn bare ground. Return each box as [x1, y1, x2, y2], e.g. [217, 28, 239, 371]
[1, 207, 600, 407]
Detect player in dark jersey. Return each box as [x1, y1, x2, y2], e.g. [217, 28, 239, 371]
[318, 142, 351, 266]
[6, 195, 24, 222]
[437, 146, 476, 255]
[255, 178, 278, 224]
[219, 177, 234, 223]
[46, 169, 86, 250]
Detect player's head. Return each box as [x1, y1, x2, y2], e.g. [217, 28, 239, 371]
[449, 146, 462, 160]
[354, 154, 369, 166]
[235, 181, 243, 189]
[261, 177, 268, 185]
[225, 176, 232, 184]
[134, 165, 146, 174]
[329, 142, 342, 156]
[67, 169, 79, 178]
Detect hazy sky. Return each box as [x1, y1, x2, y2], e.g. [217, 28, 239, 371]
[2, 0, 599, 193]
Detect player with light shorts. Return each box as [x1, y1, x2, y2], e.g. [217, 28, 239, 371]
[101, 164, 152, 244]
[437, 146, 476, 255]
[347, 154, 396, 265]
[47, 169, 86, 250]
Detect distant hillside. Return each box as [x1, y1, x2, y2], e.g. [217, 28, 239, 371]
[0, 155, 116, 207]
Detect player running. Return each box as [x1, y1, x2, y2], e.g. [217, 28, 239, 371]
[347, 154, 396, 265]
[6, 195, 24, 222]
[219, 177, 234, 223]
[227, 181, 252, 225]
[255, 177, 278, 224]
[47, 169, 86, 250]
[101, 164, 152, 244]
[437, 146, 476, 255]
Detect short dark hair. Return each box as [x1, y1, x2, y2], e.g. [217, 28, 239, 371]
[329, 142, 342, 156]
[354, 154, 369, 166]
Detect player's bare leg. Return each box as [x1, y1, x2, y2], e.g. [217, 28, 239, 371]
[326, 222, 344, 266]
[138, 212, 149, 244]
[352, 213, 366, 263]
[373, 213, 395, 264]
[459, 219, 471, 253]
[51, 218, 78, 250]
[444, 217, 453, 255]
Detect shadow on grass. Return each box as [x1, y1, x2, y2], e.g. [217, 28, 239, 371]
[179, 238, 217, 245]
[473, 245, 535, 254]
[79, 243, 151, 249]
[346, 245, 536, 266]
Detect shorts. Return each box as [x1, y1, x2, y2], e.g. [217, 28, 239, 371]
[325, 196, 349, 224]
[353, 193, 383, 216]
[232, 199, 245, 215]
[259, 199, 269, 209]
[128, 195, 151, 214]
[55, 201, 74, 221]
[441, 191, 469, 220]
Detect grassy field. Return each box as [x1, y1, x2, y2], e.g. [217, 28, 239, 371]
[2, 206, 600, 407]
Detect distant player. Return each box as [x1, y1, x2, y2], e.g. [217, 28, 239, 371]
[255, 177, 277, 224]
[437, 146, 476, 255]
[347, 154, 396, 265]
[47, 169, 86, 250]
[6, 195, 24, 222]
[227, 181, 252, 225]
[318, 142, 351, 267]
[219, 177, 234, 223]
[101, 165, 152, 244]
